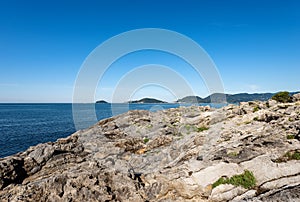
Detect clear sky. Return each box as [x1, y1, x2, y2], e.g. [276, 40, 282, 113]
[0, 0, 299, 102]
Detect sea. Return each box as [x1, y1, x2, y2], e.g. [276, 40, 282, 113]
[0, 103, 226, 158]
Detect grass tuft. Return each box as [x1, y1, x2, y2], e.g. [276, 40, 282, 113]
[196, 126, 209, 132]
[212, 170, 256, 189]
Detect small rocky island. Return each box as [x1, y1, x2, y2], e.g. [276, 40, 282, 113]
[96, 100, 108, 104]
[1, 92, 300, 201]
[128, 98, 167, 104]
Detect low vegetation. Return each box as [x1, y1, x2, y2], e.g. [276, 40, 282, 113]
[272, 91, 292, 103]
[143, 137, 150, 143]
[275, 150, 300, 163]
[284, 150, 300, 160]
[287, 134, 295, 139]
[253, 117, 259, 121]
[243, 120, 252, 125]
[253, 106, 260, 112]
[196, 126, 209, 132]
[212, 170, 256, 189]
[227, 151, 239, 157]
[184, 125, 209, 133]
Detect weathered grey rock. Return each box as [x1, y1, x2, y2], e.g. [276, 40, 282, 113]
[266, 99, 277, 108]
[0, 157, 27, 190]
[1, 99, 300, 201]
[210, 184, 246, 202]
[293, 93, 300, 101]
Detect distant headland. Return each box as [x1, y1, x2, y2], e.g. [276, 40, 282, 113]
[96, 91, 300, 104]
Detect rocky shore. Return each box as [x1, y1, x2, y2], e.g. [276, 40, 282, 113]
[1, 94, 300, 201]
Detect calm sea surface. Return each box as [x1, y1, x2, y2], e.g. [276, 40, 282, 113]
[0, 103, 225, 158]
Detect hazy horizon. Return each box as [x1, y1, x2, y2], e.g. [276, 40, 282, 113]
[0, 90, 298, 104]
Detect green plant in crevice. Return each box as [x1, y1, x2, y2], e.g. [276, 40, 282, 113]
[253, 106, 260, 112]
[143, 137, 150, 143]
[185, 124, 191, 131]
[196, 126, 209, 132]
[274, 150, 300, 163]
[287, 134, 295, 139]
[227, 151, 239, 157]
[292, 152, 300, 160]
[284, 150, 300, 160]
[212, 170, 256, 189]
[146, 124, 153, 129]
[184, 124, 209, 133]
[243, 120, 251, 125]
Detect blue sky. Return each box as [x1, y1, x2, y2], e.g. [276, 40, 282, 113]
[0, 0, 299, 102]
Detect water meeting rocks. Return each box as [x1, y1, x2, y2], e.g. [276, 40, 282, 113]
[1, 94, 300, 201]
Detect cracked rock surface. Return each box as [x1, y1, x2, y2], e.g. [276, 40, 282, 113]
[1, 94, 300, 201]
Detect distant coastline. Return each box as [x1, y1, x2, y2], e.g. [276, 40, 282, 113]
[96, 91, 300, 104]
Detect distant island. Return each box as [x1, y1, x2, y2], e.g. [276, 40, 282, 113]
[95, 100, 108, 104]
[128, 98, 167, 104]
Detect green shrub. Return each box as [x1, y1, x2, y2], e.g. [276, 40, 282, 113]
[143, 138, 150, 143]
[272, 91, 292, 103]
[213, 177, 227, 188]
[292, 152, 300, 160]
[287, 134, 295, 139]
[212, 170, 256, 189]
[253, 106, 260, 112]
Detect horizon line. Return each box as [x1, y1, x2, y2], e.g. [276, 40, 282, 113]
[1, 90, 298, 104]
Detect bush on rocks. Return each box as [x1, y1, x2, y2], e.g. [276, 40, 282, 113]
[271, 91, 292, 103]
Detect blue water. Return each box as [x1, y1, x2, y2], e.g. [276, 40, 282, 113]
[0, 103, 225, 158]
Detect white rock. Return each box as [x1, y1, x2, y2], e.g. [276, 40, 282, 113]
[192, 162, 242, 187]
[293, 93, 300, 101]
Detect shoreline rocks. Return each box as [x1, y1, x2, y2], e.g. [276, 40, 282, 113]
[1, 94, 300, 201]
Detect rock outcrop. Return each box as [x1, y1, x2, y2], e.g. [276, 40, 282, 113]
[1, 94, 300, 201]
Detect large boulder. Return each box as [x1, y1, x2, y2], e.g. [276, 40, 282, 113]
[293, 93, 300, 102]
